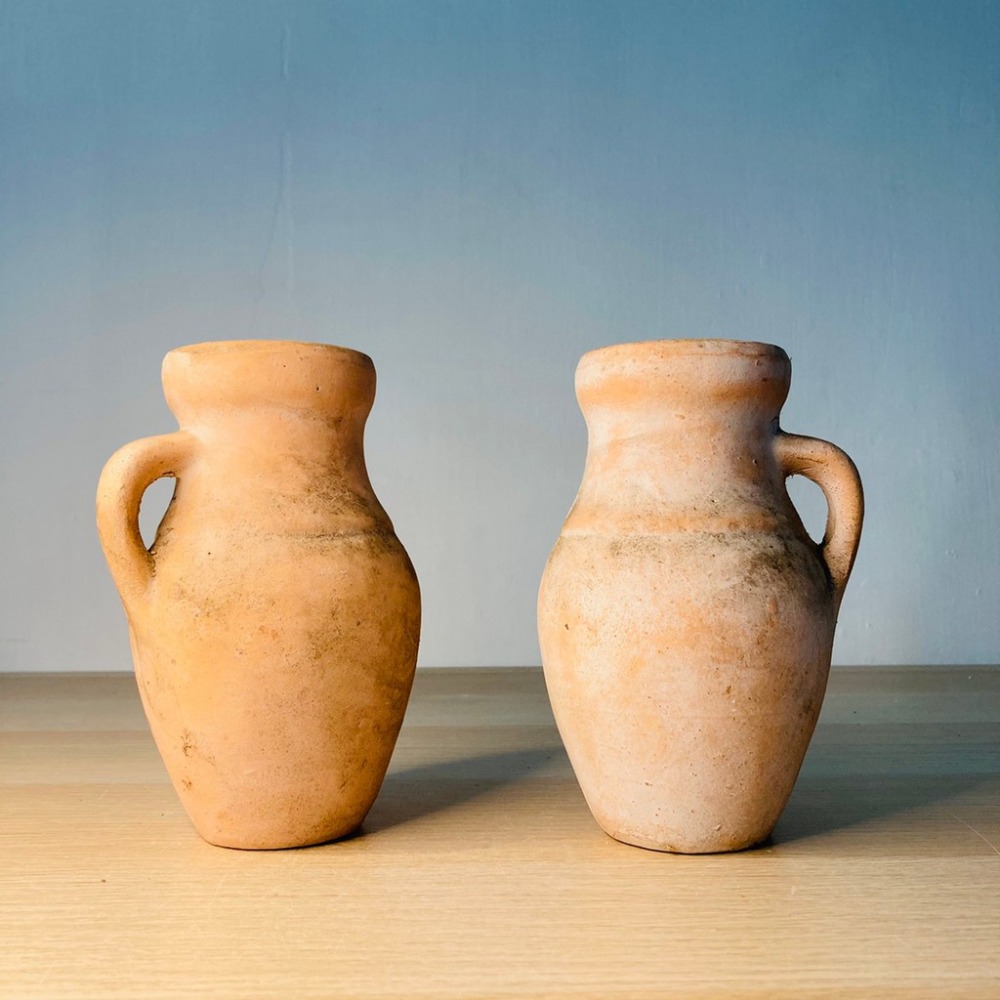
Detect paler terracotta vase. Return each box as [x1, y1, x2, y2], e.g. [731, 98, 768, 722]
[538, 339, 863, 853]
[97, 341, 420, 849]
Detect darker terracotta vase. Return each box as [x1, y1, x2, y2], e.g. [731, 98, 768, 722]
[538, 339, 863, 853]
[97, 341, 420, 849]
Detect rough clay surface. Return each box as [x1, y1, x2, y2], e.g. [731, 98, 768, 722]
[538, 339, 863, 854]
[97, 341, 421, 849]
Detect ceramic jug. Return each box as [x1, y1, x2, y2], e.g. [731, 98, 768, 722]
[97, 341, 420, 849]
[538, 339, 863, 853]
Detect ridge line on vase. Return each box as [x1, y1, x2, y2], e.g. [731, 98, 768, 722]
[537, 338, 863, 854]
[97, 339, 421, 849]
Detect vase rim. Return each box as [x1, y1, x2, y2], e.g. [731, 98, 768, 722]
[167, 340, 374, 369]
[579, 339, 788, 369]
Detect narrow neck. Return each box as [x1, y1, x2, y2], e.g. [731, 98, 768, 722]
[188, 406, 368, 481]
[587, 395, 779, 462]
[581, 399, 781, 505]
[171, 404, 388, 536]
[566, 341, 794, 533]
[159, 340, 389, 531]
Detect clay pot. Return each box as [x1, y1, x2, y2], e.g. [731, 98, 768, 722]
[97, 341, 420, 849]
[538, 340, 863, 853]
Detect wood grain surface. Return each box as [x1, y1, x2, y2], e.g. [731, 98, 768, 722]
[2, 667, 998, 999]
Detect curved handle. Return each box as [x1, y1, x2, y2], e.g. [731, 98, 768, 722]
[774, 431, 864, 603]
[96, 431, 197, 610]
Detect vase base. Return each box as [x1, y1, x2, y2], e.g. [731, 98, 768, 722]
[603, 826, 774, 855]
[194, 821, 364, 852]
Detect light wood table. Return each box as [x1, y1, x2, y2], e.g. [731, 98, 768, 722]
[2, 667, 998, 999]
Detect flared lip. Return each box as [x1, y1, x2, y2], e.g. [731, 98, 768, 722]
[578, 339, 788, 370]
[166, 340, 374, 369]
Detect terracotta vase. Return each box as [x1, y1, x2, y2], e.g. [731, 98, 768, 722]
[97, 341, 420, 849]
[538, 340, 863, 853]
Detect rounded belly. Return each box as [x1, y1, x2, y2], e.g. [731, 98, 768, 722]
[538, 528, 834, 852]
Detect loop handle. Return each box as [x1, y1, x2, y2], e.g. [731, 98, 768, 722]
[96, 431, 197, 610]
[774, 432, 864, 603]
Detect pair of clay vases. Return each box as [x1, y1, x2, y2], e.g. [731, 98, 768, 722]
[98, 338, 862, 854]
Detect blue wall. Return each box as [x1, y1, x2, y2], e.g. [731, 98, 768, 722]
[2, 0, 998, 667]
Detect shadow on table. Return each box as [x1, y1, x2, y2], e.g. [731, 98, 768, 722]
[772, 771, 995, 847]
[362, 745, 568, 835]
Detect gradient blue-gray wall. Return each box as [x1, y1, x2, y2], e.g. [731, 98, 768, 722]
[2, 0, 998, 670]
